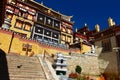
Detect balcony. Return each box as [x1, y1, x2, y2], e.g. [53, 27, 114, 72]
[37, 38, 68, 49]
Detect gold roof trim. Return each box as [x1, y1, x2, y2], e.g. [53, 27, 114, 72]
[30, 0, 73, 20]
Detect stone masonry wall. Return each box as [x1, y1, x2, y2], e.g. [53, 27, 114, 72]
[95, 36, 119, 76]
[66, 54, 100, 76]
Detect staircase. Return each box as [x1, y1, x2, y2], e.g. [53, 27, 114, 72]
[6, 54, 47, 80]
[37, 55, 59, 80]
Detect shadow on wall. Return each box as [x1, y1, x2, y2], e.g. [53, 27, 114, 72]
[0, 49, 10, 80]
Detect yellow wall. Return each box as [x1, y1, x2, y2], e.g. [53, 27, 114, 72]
[0, 29, 91, 56]
[0, 30, 12, 53]
[70, 44, 91, 54]
[10, 15, 34, 38]
[82, 44, 91, 53]
[0, 29, 70, 56]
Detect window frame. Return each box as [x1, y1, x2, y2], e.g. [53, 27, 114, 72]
[102, 39, 112, 53]
[14, 20, 23, 29]
[23, 23, 32, 31]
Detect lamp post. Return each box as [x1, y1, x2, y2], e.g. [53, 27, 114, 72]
[113, 47, 120, 77]
[8, 32, 14, 53]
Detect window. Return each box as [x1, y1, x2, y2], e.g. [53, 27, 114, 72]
[35, 26, 43, 34]
[67, 29, 71, 34]
[54, 20, 60, 28]
[24, 23, 31, 31]
[46, 17, 53, 26]
[102, 39, 111, 52]
[19, 11, 24, 17]
[28, 14, 33, 20]
[67, 36, 71, 42]
[44, 29, 51, 36]
[15, 9, 19, 14]
[61, 35, 66, 41]
[52, 32, 59, 39]
[37, 13, 45, 23]
[62, 28, 66, 32]
[15, 20, 23, 29]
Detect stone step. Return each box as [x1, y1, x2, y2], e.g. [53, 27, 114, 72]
[8, 67, 43, 71]
[9, 73, 45, 76]
[7, 56, 37, 59]
[7, 58, 39, 61]
[7, 65, 41, 67]
[2, 54, 47, 80]
[9, 72, 43, 75]
[7, 56, 38, 61]
[9, 73, 45, 77]
[8, 66, 42, 69]
[7, 59, 39, 63]
[9, 77, 46, 80]
[8, 65, 43, 69]
[8, 70, 43, 73]
[9, 74, 45, 78]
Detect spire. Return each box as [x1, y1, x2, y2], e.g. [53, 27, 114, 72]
[95, 24, 100, 32]
[108, 17, 116, 27]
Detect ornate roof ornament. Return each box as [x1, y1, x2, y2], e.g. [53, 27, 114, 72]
[95, 24, 100, 32]
[48, 8, 52, 14]
[108, 17, 116, 27]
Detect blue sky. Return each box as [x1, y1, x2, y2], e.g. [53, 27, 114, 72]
[35, 0, 120, 31]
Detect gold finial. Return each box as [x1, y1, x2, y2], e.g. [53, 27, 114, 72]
[113, 21, 116, 25]
[75, 28, 78, 32]
[83, 32, 86, 35]
[95, 24, 100, 32]
[48, 8, 51, 14]
[108, 17, 116, 27]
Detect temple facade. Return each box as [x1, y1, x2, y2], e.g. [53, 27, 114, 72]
[1, 0, 89, 55]
[4, 0, 36, 38]
[70, 24, 94, 53]
[92, 18, 120, 79]
[60, 15, 74, 46]
[3, 0, 75, 48]
[1, 0, 94, 55]
[1, 0, 120, 79]
[32, 9, 61, 44]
